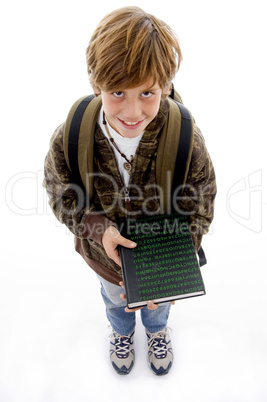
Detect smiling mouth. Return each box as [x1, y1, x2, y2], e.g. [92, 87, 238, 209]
[118, 118, 144, 127]
[124, 121, 139, 125]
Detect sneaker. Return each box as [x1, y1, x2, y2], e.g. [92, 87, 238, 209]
[109, 329, 135, 375]
[146, 327, 173, 375]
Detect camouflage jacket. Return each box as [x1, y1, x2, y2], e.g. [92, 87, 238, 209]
[43, 99, 217, 285]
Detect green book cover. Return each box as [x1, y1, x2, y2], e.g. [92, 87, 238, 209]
[120, 213, 206, 309]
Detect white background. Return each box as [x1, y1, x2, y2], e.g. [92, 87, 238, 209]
[1, 0, 267, 401]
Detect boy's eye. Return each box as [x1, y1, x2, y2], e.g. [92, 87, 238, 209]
[141, 91, 153, 98]
[113, 92, 124, 98]
[112, 91, 153, 98]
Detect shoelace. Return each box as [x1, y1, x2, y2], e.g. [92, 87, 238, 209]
[148, 328, 171, 358]
[111, 333, 131, 358]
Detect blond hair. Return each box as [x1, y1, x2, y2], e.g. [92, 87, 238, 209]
[86, 6, 182, 91]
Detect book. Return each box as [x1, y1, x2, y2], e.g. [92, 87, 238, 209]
[120, 213, 206, 309]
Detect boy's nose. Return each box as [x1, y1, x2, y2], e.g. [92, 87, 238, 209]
[123, 99, 142, 120]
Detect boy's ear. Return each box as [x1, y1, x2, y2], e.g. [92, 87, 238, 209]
[163, 86, 171, 95]
[162, 85, 171, 98]
[93, 86, 101, 96]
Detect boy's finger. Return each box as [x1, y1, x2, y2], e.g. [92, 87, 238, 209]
[147, 301, 159, 310]
[117, 235, 137, 249]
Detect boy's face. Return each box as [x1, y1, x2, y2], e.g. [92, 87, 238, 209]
[101, 78, 168, 138]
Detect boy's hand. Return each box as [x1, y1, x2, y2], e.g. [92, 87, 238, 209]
[102, 226, 136, 266]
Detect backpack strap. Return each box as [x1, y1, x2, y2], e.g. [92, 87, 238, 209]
[156, 97, 207, 266]
[172, 101, 207, 267]
[67, 95, 95, 185]
[171, 100, 193, 199]
[156, 98, 194, 213]
[197, 246, 207, 267]
[170, 84, 183, 104]
[63, 95, 102, 199]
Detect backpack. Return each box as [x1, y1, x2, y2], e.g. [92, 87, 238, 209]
[63, 88, 207, 266]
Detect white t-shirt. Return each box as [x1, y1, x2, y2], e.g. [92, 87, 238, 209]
[98, 106, 144, 186]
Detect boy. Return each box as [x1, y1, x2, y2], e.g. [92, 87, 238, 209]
[43, 6, 216, 376]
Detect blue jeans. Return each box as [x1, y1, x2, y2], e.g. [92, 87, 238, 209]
[97, 275, 171, 336]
